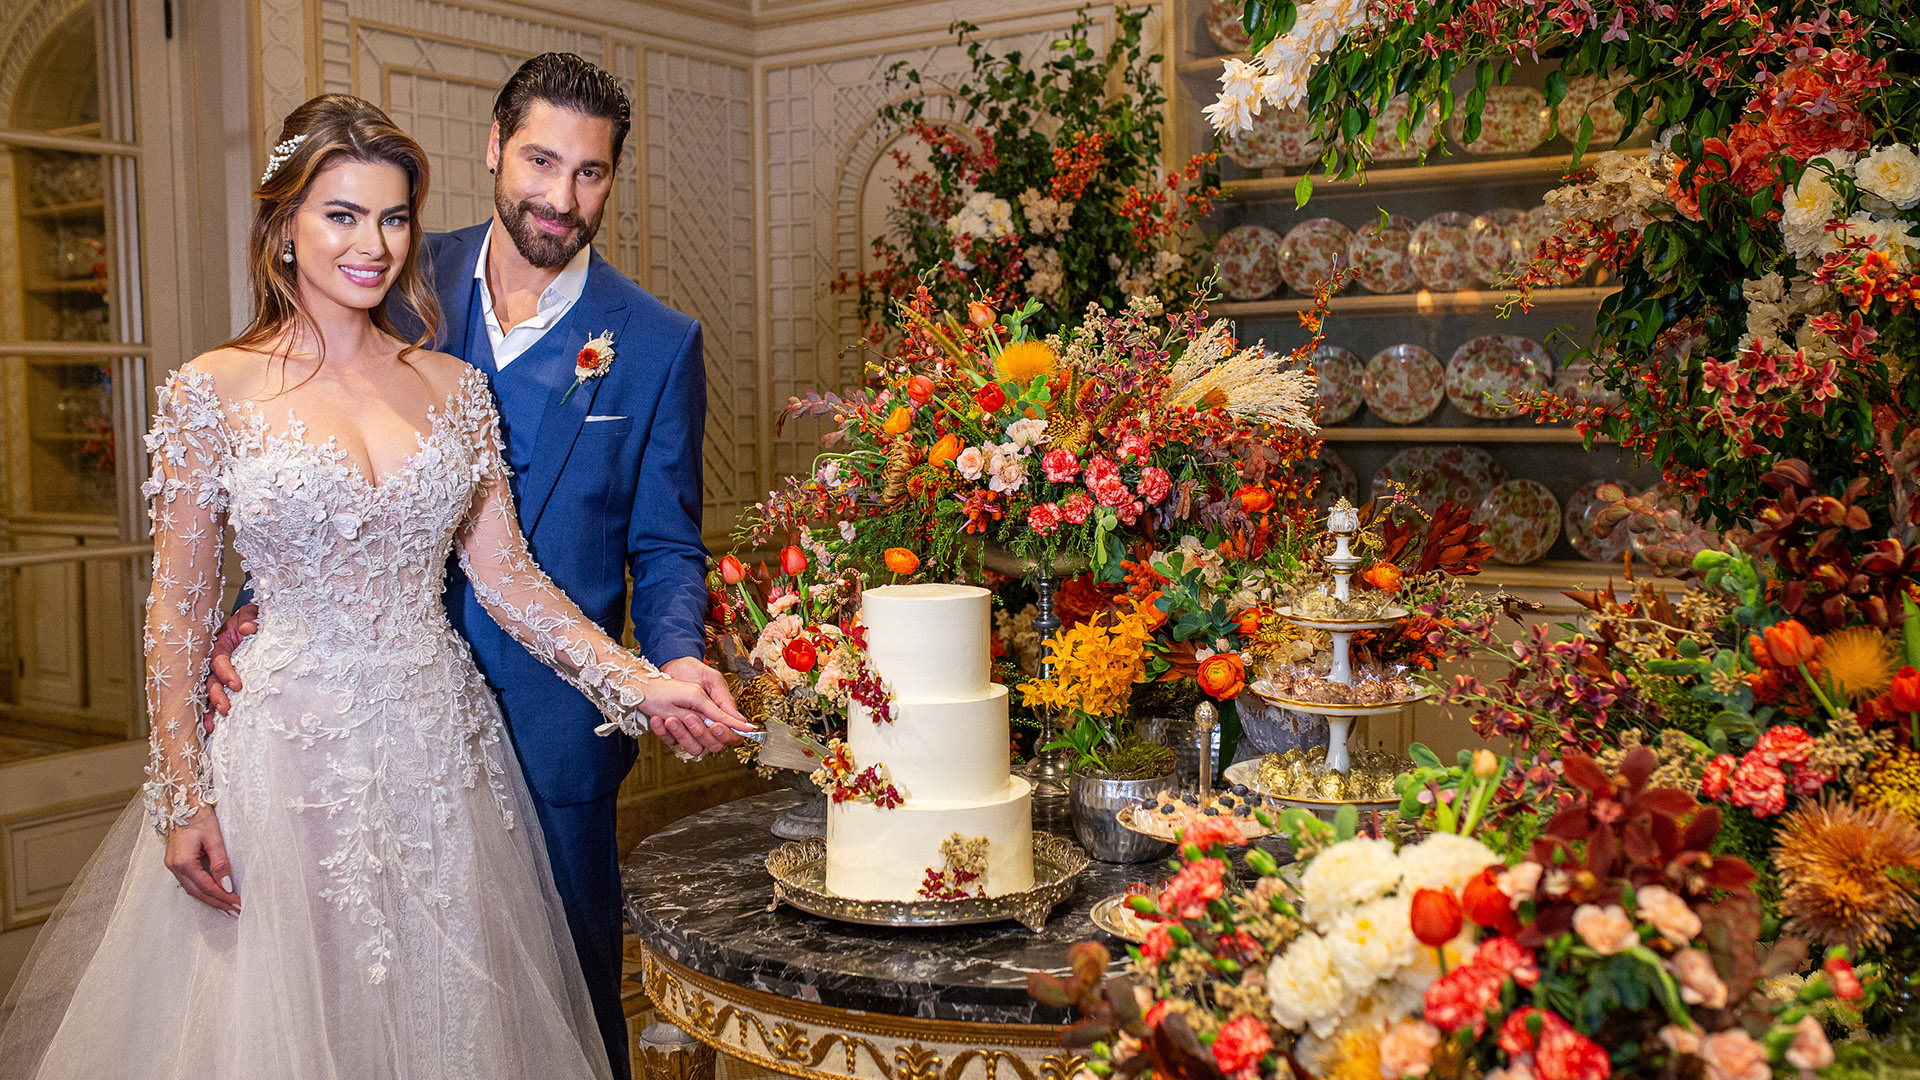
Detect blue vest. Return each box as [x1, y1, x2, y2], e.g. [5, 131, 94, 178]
[462, 276, 585, 496]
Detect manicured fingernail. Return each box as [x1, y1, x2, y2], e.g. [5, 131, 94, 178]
[221, 876, 233, 893]
[227, 909, 239, 919]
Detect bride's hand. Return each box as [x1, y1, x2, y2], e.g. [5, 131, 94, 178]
[165, 807, 242, 916]
[639, 678, 755, 758]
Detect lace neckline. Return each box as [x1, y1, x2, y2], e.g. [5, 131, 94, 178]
[230, 368, 484, 494]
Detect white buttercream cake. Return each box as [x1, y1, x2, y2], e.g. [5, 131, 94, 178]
[824, 583, 1034, 900]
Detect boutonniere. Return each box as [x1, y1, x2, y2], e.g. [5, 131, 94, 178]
[561, 330, 616, 404]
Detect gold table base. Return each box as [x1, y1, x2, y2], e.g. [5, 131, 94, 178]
[641, 948, 1087, 1080]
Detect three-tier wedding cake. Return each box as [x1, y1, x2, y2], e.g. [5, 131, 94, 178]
[824, 583, 1034, 900]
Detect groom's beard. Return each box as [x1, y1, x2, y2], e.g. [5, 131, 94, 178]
[495, 193, 600, 270]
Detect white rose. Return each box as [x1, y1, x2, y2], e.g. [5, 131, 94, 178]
[1856, 144, 1920, 209]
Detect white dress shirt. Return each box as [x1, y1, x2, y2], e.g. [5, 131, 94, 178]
[473, 224, 592, 370]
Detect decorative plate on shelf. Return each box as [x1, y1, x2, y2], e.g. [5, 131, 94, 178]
[1565, 478, 1638, 563]
[1206, 0, 1252, 52]
[1558, 73, 1633, 146]
[1550, 361, 1623, 408]
[1452, 85, 1549, 157]
[1467, 208, 1531, 287]
[1363, 344, 1445, 424]
[1446, 334, 1554, 419]
[1475, 479, 1562, 564]
[1371, 96, 1441, 162]
[1309, 446, 1360, 508]
[1408, 212, 1477, 291]
[1349, 214, 1419, 294]
[1214, 224, 1285, 300]
[1373, 445, 1508, 513]
[1302, 344, 1366, 423]
[1280, 218, 1354, 296]
[1222, 104, 1319, 170]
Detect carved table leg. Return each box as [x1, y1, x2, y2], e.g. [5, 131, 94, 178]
[638, 1020, 717, 1080]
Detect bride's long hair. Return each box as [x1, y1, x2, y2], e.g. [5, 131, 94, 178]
[224, 94, 443, 369]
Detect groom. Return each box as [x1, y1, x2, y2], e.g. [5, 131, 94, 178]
[206, 52, 743, 1079]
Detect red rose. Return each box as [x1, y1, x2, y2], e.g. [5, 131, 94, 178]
[1824, 955, 1863, 999]
[1138, 465, 1172, 505]
[974, 383, 1008, 414]
[780, 545, 809, 577]
[1702, 754, 1737, 801]
[1471, 935, 1539, 988]
[1042, 448, 1081, 483]
[1423, 963, 1505, 1036]
[783, 637, 818, 674]
[1892, 665, 1920, 712]
[1729, 755, 1789, 817]
[1755, 724, 1815, 765]
[1211, 1014, 1274, 1076]
[1463, 866, 1521, 935]
[1410, 887, 1465, 948]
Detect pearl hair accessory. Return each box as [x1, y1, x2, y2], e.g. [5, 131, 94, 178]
[260, 134, 308, 184]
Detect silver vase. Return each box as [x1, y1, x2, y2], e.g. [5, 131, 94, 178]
[1068, 770, 1176, 863]
[1134, 715, 1220, 789]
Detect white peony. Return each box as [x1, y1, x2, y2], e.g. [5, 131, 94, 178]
[1324, 894, 1418, 995]
[1300, 836, 1402, 921]
[1396, 832, 1500, 894]
[1855, 144, 1920, 209]
[1267, 931, 1354, 1036]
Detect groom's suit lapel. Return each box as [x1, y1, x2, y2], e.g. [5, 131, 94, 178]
[517, 249, 632, 535]
[434, 224, 489, 368]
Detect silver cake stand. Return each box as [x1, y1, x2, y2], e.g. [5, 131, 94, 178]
[765, 833, 1089, 931]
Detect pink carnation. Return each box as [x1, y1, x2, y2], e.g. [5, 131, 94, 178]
[1138, 465, 1172, 505]
[1118, 433, 1149, 461]
[1027, 502, 1063, 535]
[1085, 455, 1130, 506]
[1729, 755, 1788, 817]
[1702, 754, 1736, 800]
[1060, 492, 1095, 524]
[1042, 448, 1081, 483]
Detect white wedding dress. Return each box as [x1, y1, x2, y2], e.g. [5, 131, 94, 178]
[0, 364, 666, 1079]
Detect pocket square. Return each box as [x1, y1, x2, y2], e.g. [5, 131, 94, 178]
[584, 414, 628, 423]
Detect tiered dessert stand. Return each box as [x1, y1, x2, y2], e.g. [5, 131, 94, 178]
[1226, 499, 1417, 820]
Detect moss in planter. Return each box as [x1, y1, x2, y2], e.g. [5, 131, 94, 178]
[1082, 739, 1176, 781]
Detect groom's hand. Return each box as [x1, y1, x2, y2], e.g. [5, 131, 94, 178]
[656, 657, 750, 756]
[202, 605, 260, 733]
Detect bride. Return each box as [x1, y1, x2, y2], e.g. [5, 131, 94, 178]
[0, 94, 751, 1079]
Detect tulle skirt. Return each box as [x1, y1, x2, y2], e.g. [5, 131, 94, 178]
[0, 639, 611, 1080]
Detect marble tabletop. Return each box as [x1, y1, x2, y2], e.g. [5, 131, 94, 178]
[622, 789, 1170, 1025]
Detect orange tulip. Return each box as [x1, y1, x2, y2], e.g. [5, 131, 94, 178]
[1197, 653, 1246, 700]
[929, 432, 964, 468]
[1892, 665, 1920, 712]
[968, 301, 996, 328]
[1763, 619, 1819, 667]
[883, 406, 913, 437]
[906, 375, 936, 404]
[884, 548, 920, 575]
[1360, 561, 1403, 593]
[1410, 888, 1464, 947]
[718, 554, 746, 585]
[779, 545, 808, 577]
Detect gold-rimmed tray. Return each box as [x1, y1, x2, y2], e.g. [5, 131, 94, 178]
[1090, 893, 1152, 943]
[1223, 760, 1402, 812]
[1246, 683, 1432, 716]
[1115, 803, 1274, 844]
[1274, 605, 1408, 632]
[765, 832, 1089, 932]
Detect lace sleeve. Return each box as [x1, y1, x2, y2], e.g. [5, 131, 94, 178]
[140, 368, 230, 834]
[452, 376, 671, 738]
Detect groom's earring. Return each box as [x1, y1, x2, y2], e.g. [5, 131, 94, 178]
[282, 240, 294, 264]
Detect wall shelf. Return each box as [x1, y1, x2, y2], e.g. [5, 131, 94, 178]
[1216, 286, 1615, 319]
[21, 198, 105, 219]
[1224, 148, 1653, 199]
[1317, 426, 1605, 444]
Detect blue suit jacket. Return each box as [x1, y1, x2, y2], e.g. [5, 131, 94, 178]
[426, 222, 710, 806]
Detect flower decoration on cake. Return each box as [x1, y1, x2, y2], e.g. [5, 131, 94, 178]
[810, 740, 903, 809]
[917, 832, 991, 900]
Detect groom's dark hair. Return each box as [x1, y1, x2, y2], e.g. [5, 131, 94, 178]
[494, 52, 632, 164]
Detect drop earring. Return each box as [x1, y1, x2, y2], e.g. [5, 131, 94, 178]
[282, 240, 294, 264]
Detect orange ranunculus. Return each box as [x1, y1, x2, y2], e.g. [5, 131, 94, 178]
[1234, 606, 1264, 638]
[884, 547, 920, 575]
[1892, 665, 1920, 712]
[929, 432, 964, 468]
[906, 375, 936, 404]
[1197, 653, 1246, 700]
[1763, 619, 1819, 668]
[883, 406, 913, 437]
[1360, 561, 1403, 593]
[1234, 485, 1274, 514]
[779, 545, 808, 577]
[1410, 887, 1464, 948]
[718, 554, 746, 585]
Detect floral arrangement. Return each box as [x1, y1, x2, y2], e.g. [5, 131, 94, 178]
[833, 9, 1220, 337]
[1206, 0, 1919, 537]
[1035, 753, 1860, 1080]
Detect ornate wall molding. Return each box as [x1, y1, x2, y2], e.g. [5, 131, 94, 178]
[0, 0, 91, 119]
[643, 948, 1086, 1080]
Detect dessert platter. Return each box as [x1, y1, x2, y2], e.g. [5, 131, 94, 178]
[765, 584, 1088, 929]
